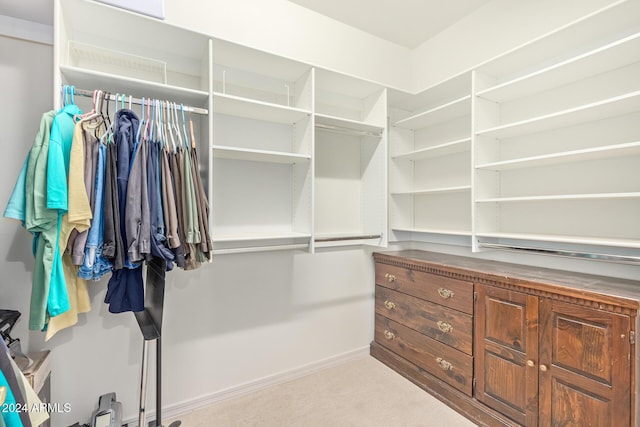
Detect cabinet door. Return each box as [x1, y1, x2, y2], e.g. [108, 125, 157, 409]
[475, 284, 539, 426]
[538, 299, 631, 427]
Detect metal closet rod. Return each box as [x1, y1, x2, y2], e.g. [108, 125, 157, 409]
[314, 234, 381, 243]
[315, 122, 383, 138]
[211, 243, 309, 255]
[478, 242, 640, 265]
[70, 87, 209, 115]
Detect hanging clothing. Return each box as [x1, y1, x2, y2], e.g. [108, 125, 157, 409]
[44, 102, 83, 326]
[147, 140, 175, 268]
[78, 142, 112, 281]
[102, 141, 125, 269]
[5, 89, 214, 329]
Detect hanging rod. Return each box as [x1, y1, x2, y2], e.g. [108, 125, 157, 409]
[315, 122, 383, 138]
[211, 243, 309, 255]
[314, 234, 382, 243]
[70, 88, 209, 115]
[478, 242, 640, 265]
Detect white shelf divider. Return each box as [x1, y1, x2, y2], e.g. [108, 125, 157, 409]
[394, 95, 471, 130]
[476, 192, 640, 203]
[392, 137, 471, 161]
[212, 145, 310, 164]
[476, 91, 640, 139]
[213, 91, 311, 124]
[475, 232, 640, 249]
[475, 141, 640, 170]
[392, 185, 471, 196]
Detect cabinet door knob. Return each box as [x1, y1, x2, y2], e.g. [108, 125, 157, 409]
[526, 360, 535, 367]
[384, 300, 396, 310]
[438, 288, 455, 299]
[436, 321, 453, 333]
[436, 357, 453, 371]
[385, 273, 396, 282]
[383, 330, 396, 340]
[539, 364, 548, 372]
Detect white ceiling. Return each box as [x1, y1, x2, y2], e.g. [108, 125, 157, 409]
[288, 0, 493, 48]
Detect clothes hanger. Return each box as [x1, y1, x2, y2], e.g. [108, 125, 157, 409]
[135, 97, 146, 145]
[181, 104, 190, 149]
[172, 102, 183, 151]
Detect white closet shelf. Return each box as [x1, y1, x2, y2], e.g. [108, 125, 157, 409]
[60, 66, 209, 105]
[213, 92, 310, 124]
[476, 90, 640, 139]
[475, 232, 640, 249]
[476, 0, 640, 80]
[475, 141, 640, 170]
[477, 33, 640, 103]
[392, 227, 471, 237]
[212, 232, 312, 243]
[392, 137, 471, 161]
[476, 192, 640, 203]
[212, 146, 310, 164]
[315, 113, 384, 134]
[392, 185, 471, 196]
[60, 0, 210, 62]
[394, 95, 471, 130]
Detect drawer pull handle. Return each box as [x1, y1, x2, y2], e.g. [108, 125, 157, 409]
[539, 364, 548, 372]
[385, 273, 396, 282]
[436, 357, 453, 371]
[384, 300, 396, 310]
[438, 288, 454, 299]
[436, 321, 453, 334]
[384, 330, 396, 341]
[526, 360, 535, 367]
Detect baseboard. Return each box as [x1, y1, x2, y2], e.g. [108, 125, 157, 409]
[123, 346, 371, 426]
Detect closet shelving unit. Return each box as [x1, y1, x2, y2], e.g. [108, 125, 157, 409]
[313, 69, 388, 250]
[388, 72, 472, 244]
[471, 0, 640, 255]
[210, 39, 314, 254]
[55, 0, 390, 255]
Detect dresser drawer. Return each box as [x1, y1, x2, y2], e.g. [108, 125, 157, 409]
[375, 314, 473, 396]
[375, 286, 473, 355]
[375, 263, 474, 314]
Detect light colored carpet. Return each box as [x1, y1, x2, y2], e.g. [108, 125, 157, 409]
[165, 356, 478, 426]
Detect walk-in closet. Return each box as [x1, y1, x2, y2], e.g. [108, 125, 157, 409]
[1, 0, 639, 426]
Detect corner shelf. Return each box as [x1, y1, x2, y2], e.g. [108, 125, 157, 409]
[392, 137, 471, 161]
[394, 95, 471, 130]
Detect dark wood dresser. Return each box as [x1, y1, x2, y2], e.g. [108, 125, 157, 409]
[371, 250, 640, 427]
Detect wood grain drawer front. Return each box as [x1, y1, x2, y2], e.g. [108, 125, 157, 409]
[375, 263, 473, 314]
[375, 314, 473, 396]
[375, 286, 473, 355]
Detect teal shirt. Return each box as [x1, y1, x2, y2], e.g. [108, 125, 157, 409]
[47, 104, 81, 212]
[45, 104, 81, 320]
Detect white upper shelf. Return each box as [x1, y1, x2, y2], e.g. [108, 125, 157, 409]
[477, 32, 640, 103]
[476, 91, 640, 139]
[212, 145, 310, 164]
[315, 113, 384, 134]
[393, 137, 471, 161]
[60, 66, 210, 106]
[475, 141, 640, 170]
[476, 0, 640, 81]
[394, 95, 471, 130]
[213, 92, 310, 124]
